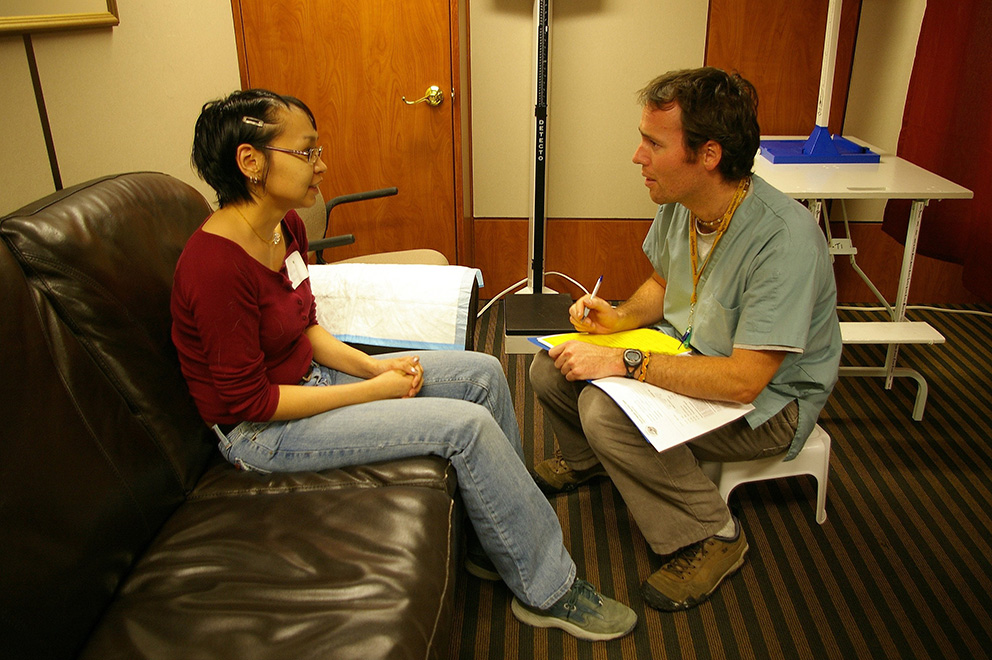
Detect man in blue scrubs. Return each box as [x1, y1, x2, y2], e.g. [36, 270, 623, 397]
[529, 67, 842, 611]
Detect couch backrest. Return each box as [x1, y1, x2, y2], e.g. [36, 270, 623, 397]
[0, 172, 214, 659]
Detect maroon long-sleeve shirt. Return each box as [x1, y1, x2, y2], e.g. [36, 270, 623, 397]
[171, 210, 315, 426]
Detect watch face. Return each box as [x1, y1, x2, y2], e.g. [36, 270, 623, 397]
[623, 349, 643, 367]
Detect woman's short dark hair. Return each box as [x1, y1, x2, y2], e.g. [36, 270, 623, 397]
[638, 67, 760, 182]
[192, 89, 317, 207]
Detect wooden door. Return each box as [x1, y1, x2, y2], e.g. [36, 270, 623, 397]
[232, 0, 462, 263]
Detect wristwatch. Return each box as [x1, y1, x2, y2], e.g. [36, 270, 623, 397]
[622, 349, 643, 379]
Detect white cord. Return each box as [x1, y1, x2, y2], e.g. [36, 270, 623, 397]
[837, 305, 992, 318]
[475, 271, 598, 319]
[476, 278, 528, 318]
[545, 270, 591, 295]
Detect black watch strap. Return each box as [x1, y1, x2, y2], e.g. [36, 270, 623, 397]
[623, 349, 643, 379]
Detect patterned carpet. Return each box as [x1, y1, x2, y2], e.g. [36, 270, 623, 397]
[447, 302, 992, 660]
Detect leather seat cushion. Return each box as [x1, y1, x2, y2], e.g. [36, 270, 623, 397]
[81, 456, 461, 660]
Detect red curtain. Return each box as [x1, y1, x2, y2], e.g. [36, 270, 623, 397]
[881, 1, 992, 301]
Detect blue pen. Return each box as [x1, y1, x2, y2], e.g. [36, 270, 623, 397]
[583, 276, 603, 320]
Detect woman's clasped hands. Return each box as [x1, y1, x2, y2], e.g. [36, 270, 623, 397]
[372, 355, 424, 399]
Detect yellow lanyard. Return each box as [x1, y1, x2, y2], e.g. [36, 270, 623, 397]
[681, 177, 751, 347]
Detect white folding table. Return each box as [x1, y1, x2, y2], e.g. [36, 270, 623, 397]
[754, 138, 973, 419]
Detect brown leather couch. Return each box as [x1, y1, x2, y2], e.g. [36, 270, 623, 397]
[0, 172, 462, 660]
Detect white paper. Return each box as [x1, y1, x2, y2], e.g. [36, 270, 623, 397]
[590, 377, 754, 452]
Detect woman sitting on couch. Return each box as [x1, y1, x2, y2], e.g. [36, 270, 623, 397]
[170, 88, 636, 642]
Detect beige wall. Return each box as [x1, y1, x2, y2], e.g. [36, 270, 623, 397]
[469, 0, 927, 223]
[0, 1, 241, 215]
[2, 1, 923, 223]
[0, 36, 54, 212]
[469, 0, 709, 220]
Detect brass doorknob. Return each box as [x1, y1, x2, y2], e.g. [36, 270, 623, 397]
[402, 85, 444, 107]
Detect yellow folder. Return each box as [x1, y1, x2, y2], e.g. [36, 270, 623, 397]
[536, 328, 689, 355]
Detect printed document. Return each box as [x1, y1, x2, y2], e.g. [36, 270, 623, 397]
[590, 377, 753, 452]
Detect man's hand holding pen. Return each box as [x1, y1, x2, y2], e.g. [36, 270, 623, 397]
[570, 296, 617, 333]
[570, 277, 621, 334]
[554, 276, 625, 380]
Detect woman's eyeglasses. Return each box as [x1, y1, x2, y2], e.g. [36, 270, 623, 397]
[264, 145, 323, 165]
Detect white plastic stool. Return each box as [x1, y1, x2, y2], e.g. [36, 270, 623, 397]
[698, 424, 831, 524]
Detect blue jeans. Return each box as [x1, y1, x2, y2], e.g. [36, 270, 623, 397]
[217, 350, 575, 609]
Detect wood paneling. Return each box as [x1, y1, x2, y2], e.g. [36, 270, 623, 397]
[705, 0, 862, 135]
[476, 218, 980, 305]
[475, 218, 654, 301]
[545, 219, 656, 301]
[831, 223, 981, 305]
[473, 218, 529, 296]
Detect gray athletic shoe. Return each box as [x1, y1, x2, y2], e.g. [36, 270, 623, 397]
[465, 548, 501, 581]
[511, 578, 637, 641]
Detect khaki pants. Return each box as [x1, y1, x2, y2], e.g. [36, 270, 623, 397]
[530, 351, 798, 556]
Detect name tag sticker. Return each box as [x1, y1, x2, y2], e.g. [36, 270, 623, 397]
[285, 251, 309, 289]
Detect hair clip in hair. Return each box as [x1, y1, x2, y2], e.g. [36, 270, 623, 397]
[242, 116, 266, 127]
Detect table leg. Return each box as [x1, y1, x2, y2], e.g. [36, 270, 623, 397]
[885, 199, 928, 389]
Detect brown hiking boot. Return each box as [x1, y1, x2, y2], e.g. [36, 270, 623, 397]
[531, 449, 609, 495]
[641, 519, 749, 611]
